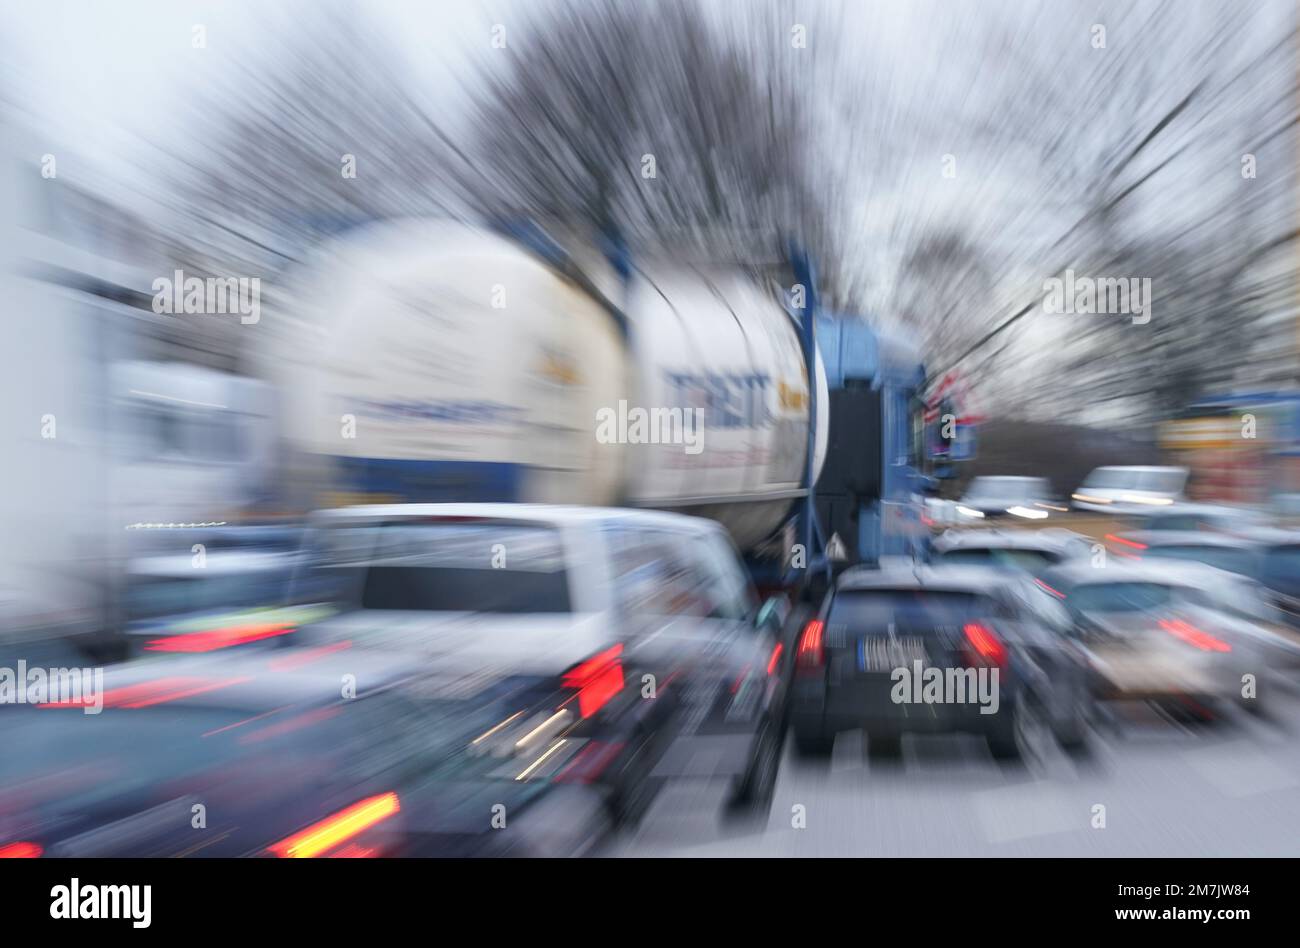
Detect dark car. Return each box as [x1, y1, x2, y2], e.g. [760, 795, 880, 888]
[1254, 531, 1300, 630]
[0, 645, 616, 858]
[788, 564, 1091, 761]
[0, 647, 421, 858]
[931, 528, 1092, 576]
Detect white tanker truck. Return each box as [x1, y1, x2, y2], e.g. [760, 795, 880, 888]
[260, 220, 931, 582]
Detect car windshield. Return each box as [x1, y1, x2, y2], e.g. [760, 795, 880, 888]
[1064, 581, 1174, 613]
[934, 547, 1058, 572]
[301, 521, 572, 614]
[125, 569, 293, 620]
[1143, 545, 1254, 575]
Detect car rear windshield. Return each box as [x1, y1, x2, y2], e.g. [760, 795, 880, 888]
[965, 478, 1041, 499]
[828, 590, 993, 633]
[1143, 545, 1255, 576]
[305, 522, 572, 614]
[934, 548, 1058, 571]
[1065, 581, 1173, 613]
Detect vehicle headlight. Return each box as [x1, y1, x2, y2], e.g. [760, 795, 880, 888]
[956, 505, 985, 518]
[1007, 505, 1049, 519]
[1120, 495, 1174, 506]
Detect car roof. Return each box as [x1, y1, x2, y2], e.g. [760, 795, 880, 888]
[932, 528, 1083, 552]
[836, 563, 1023, 595]
[1118, 530, 1260, 550]
[1088, 465, 1187, 474]
[1144, 502, 1261, 518]
[309, 503, 723, 535]
[42, 648, 416, 714]
[1245, 527, 1300, 546]
[129, 550, 300, 576]
[1040, 557, 1239, 587]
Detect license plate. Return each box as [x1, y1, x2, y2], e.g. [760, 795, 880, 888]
[859, 636, 929, 672]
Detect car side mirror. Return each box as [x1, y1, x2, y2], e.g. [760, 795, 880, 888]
[755, 595, 789, 634]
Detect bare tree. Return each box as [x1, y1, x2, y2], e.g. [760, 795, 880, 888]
[156, 2, 467, 278]
[465, 0, 841, 299]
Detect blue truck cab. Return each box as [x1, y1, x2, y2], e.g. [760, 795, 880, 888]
[812, 313, 931, 569]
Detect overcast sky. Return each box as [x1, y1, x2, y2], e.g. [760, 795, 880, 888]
[6, 0, 1294, 425]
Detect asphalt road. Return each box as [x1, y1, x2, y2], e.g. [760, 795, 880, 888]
[613, 682, 1300, 857]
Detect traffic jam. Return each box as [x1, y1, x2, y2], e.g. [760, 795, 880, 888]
[1, 0, 1298, 890]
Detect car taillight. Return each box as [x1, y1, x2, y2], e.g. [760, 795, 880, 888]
[268, 792, 400, 858]
[1159, 618, 1231, 653]
[561, 644, 625, 719]
[1105, 533, 1145, 559]
[144, 623, 296, 653]
[1033, 578, 1065, 599]
[962, 622, 1008, 671]
[796, 619, 825, 669]
[766, 642, 784, 676]
[0, 842, 42, 858]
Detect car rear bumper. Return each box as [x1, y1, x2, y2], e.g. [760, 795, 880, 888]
[791, 675, 1011, 737]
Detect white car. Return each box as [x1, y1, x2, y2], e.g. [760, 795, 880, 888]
[286, 503, 791, 822]
[955, 475, 1059, 521]
[1038, 558, 1300, 711]
[1071, 465, 1188, 514]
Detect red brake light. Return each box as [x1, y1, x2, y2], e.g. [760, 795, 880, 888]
[561, 644, 625, 719]
[796, 619, 825, 668]
[145, 622, 295, 653]
[0, 842, 42, 858]
[963, 622, 1008, 670]
[1105, 533, 1147, 554]
[268, 792, 400, 858]
[39, 676, 250, 710]
[1033, 578, 1065, 599]
[1159, 618, 1231, 653]
[766, 642, 784, 676]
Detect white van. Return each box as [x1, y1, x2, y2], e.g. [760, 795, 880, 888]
[1071, 465, 1189, 514]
